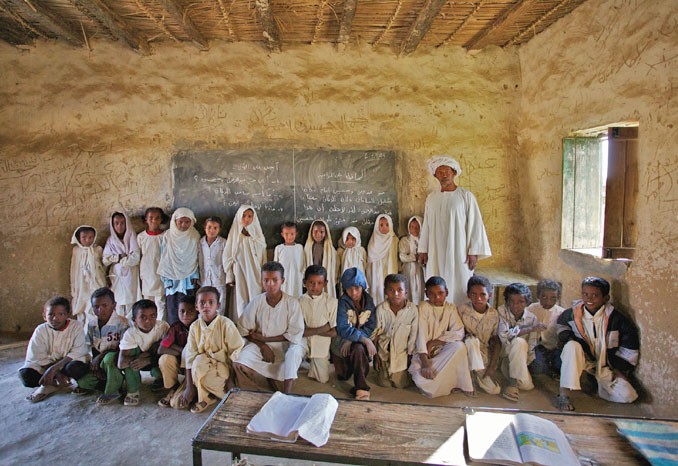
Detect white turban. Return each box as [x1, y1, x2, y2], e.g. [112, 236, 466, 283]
[427, 155, 462, 177]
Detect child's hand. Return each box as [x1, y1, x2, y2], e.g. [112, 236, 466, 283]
[421, 366, 437, 379]
[249, 330, 265, 342]
[530, 323, 547, 333]
[180, 385, 197, 408]
[130, 354, 151, 370]
[483, 366, 499, 383]
[426, 340, 441, 356]
[241, 228, 251, 237]
[361, 337, 377, 358]
[373, 356, 381, 371]
[39, 366, 59, 386]
[340, 340, 353, 357]
[260, 343, 275, 363]
[90, 353, 104, 371]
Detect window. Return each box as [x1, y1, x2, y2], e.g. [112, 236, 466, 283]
[561, 123, 638, 260]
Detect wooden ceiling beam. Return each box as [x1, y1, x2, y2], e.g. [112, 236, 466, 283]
[464, 0, 539, 50]
[157, 0, 208, 50]
[70, 0, 151, 54]
[254, 0, 281, 52]
[400, 0, 448, 56]
[0, 16, 30, 45]
[507, 0, 574, 46]
[337, 0, 358, 50]
[9, 0, 83, 46]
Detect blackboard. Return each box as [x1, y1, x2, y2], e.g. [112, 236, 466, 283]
[172, 149, 398, 246]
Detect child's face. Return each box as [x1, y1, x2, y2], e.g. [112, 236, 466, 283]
[385, 281, 407, 308]
[262, 270, 284, 296]
[79, 230, 95, 247]
[241, 209, 254, 227]
[304, 274, 327, 297]
[92, 296, 116, 324]
[408, 219, 420, 237]
[539, 290, 559, 310]
[204, 221, 221, 239]
[346, 285, 364, 305]
[378, 217, 390, 234]
[345, 233, 357, 248]
[178, 302, 198, 327]
[311, 224, 326, 243]
[281, 226, 297, 245]
[467, 284, 490, 313]
[581, 285, 608, 312]
[175, 217, 192, 232]
[145, 211, 163, 232]
[135, 307, 158, 333]
[44, 305, 69, 331]
[197, 292, 220, 324]
[426, 285, 448, 306]
[112, 215, 126, 238]
[507, 294, 528, 319]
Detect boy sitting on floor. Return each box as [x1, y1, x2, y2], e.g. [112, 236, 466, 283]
[234, 261, 305, 394]
[556, 276, 639, 411]
[19, 296, 89, 402]
[527, 279, 565, 378]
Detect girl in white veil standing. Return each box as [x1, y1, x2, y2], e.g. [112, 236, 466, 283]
[366, 214, 399, 305]
[399, 216, 425, 304]
[103, 211, 141, 320]
[303, 220, 337, 298]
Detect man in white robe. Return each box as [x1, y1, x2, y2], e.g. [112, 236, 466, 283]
[417, 156, 492, 304]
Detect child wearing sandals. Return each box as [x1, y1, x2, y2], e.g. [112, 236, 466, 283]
[178, 286, 244, 413]
[157, 295, 198, 408]
[117, 299, 169, 406]
[19, 297, 89, 402]
[76, 287, 130, 404]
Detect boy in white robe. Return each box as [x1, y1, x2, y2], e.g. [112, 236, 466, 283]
[409, 276, 474, 398]
[137, 207, 167, 321]
[299, 265, 338, 383]
[223, 205, 267, 321]
[372, 274, 418, 388]
[199, 216, 227, 315]
[19, 297, 89, 402]
[118, 299, 170, 406]
[458, 275, 501, 395]
[158, 208, 201, 325]
[497, 283, 544, 402]
[234, 261, 305, 394]
[526, 279, 565, 377]
[337, 226, 367, 293]
[70, 225, 106, 323]
[303, 220, 337, 298]
[417, 156, 492, 304]
[274, 221, 305, 298]
[177, 287, 244, 413]
[103, 212, 141, 320]
[366, 214, 399, 305]
[399, 215, 425, 305]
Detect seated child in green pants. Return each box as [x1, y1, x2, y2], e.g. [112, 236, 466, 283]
[118, 299, 170, 406]
[77, 287, 130, 405]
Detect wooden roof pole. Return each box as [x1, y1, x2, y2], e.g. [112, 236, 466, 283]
[157, 0, 208, 50]
[13, 0, 83, 46]
[400, 0, 447, 56]
[70, 0, 151, 54]
[337, 0, 358, 51]
[255, 0, 281, 52]
[464, 0, 538, 50]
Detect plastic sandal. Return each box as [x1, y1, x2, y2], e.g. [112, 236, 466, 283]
[157, 390, 174, 408]
[123, 392, 140, 406]
[501, 386, 520, 402]
[190, 397, 217, 414]
[96, 394, 120, 405]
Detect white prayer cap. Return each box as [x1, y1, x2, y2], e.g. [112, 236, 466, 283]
[427, 155, 462, 177]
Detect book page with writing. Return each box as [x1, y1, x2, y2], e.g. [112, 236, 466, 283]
[246, 392, 308, 443]
[466, 412, 522, 465]
[292, 393, 338, 447]
[513, 413, 581, 466]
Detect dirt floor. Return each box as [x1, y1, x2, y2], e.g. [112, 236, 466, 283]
[0, 342, 665, 466]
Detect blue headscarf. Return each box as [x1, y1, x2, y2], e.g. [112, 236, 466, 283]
[341, 267, 367, 290]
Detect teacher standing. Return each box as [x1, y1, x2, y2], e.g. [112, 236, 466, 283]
[417, 155, 492, 303]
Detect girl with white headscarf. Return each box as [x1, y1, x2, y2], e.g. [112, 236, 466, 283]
[366, 214, 399, 305]
[103, 212, 142, 319]
[303, 220, 337, 298]
[70, 225, 107, 322]
[158, 207, 200, 324]
[337, 226, 366, 287]
[399, 216, 425, 304]
[222, 205, 267, 321]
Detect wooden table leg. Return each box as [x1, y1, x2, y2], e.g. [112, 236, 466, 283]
[192, 446, 202, 466]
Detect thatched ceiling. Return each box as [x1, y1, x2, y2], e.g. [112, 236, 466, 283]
[0, 0, 587, 55]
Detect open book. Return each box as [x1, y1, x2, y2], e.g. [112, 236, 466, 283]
[466, 411, 581, 466]
[246, 392, 338, 447]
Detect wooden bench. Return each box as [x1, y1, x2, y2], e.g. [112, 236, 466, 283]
[192, 389, 661, 466]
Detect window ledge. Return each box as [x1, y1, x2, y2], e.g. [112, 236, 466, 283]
[559, 249, 631, 279]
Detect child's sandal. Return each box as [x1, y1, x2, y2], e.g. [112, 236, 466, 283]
[123, 392, 140, 406]
[157, 390, 174, 408]
[190, 397, 217, 414]
[555, 394, 575, 411]
[501, 386, 520, 402]
[96, 394, 120, 405]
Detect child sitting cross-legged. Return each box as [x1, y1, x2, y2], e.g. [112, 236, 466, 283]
[409, 276, 474, 398]
[177, 286, 244, 413]
[234, 261, 305, 394]
[331, 267, 377, 401]
[371, 273, 418, 388]
[117, 299, 170, 406]
[157, 295, 198, 408]
[299, 265, 338, 384]
[76, 287, 130, 404]
[526, 279, 565, 378]
[19, 297, 89, 402]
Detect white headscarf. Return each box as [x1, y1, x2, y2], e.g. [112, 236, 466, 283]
[223, 204, 266, 261]
[157, 207, 200, 280]
[71, 225, 105, 283]
[341, 226, 362, 248]
[407, 215, 423, 250]
[104, 212, 139, 255]
[303, 219, 337, 296]
[427, 155, 462, 177]
[367, 214, 397, 263]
